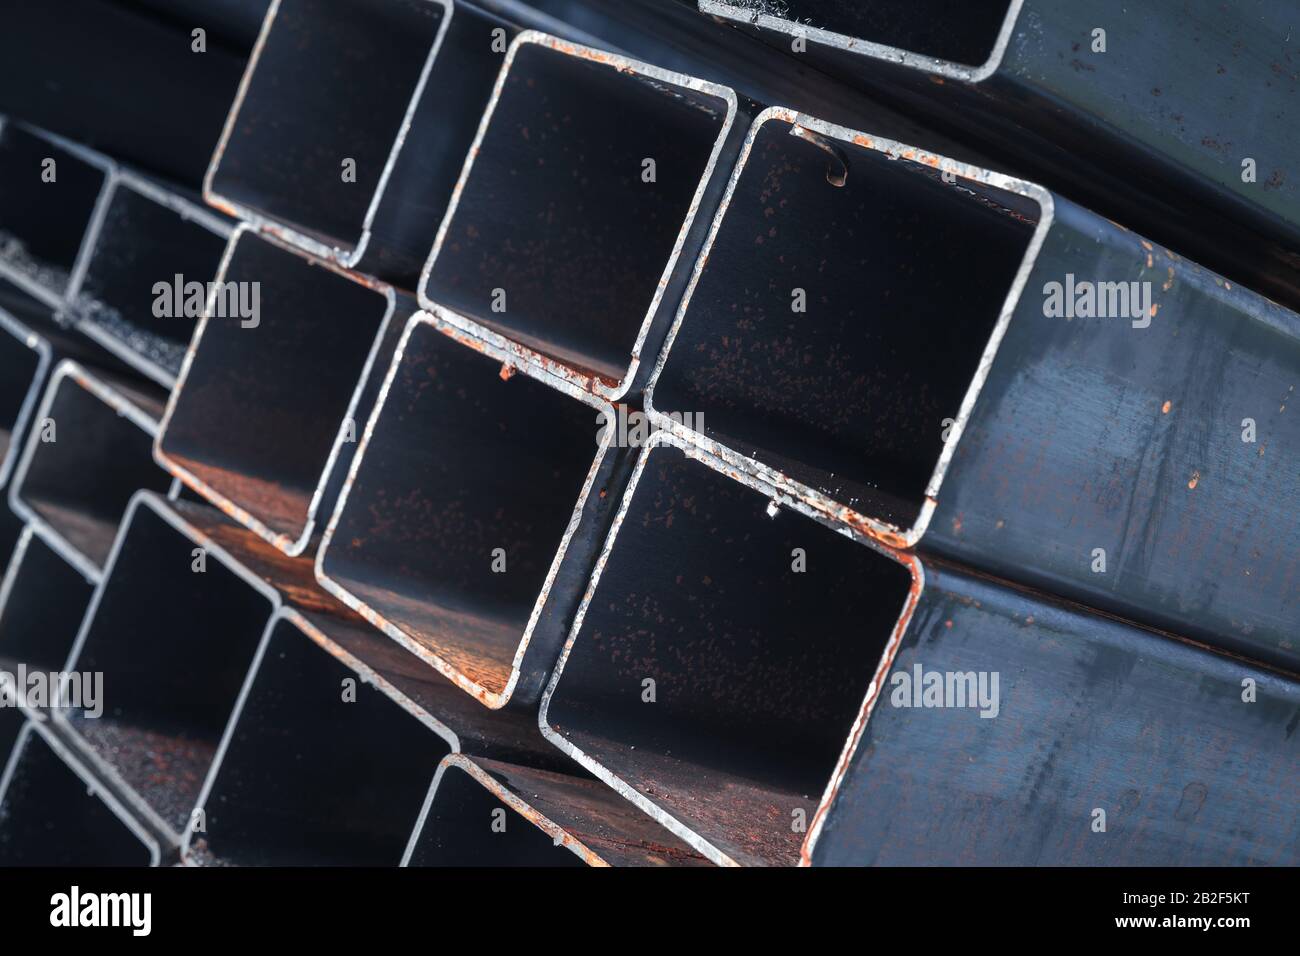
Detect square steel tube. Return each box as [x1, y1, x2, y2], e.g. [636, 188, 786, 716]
[0, 119, 113, 307]
[64, 171, 234, 387]
[540, 432, 920, 867]
[156, 226, 414, 556]
[543, 433, 1300, 867]
[9, 360, 172, 580]
[317, 308, 632, 710]
[404, 754, 710, 867]
[699, 1, 1300, 313]
[0, 721, 161, 866]
[206, 0, 511, 287]
[649, 107, 1300, 671]
[418, 31, 748, 399]
[53, 493, 278, 847]
[806, 560, 1300, 866]
[184, 610, 451, 866]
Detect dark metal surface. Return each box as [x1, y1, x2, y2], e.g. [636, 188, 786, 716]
[541, 435, 918, 867]
[65, 172, 233, 387]
[165, 497, 566, 769]
[0, 303, 53, 489]
[156, 227, 411, 556]
[701, 0, 1300, 312]
[0, 721, 161, 866]
[54, 493, 277, 846]
[0, 279, 151, 498]
[185, 613, 450, 866]
[809, 559, 1300, 866]
[9, 361, 171, 579]
[0, 528, 96, 678]
[0, 528, 96, 766]
[0, 0, 257, 189]
[544, 435, 1300, 867]
[318, 310, 633, 710]
[406, 756, 585, 866]
[206, 0, 511, 288]
[0, 120, 112, 306]
[406, 754, 711, 866]
[421, 31, 752, 399]
[649, 108, 1300, 672]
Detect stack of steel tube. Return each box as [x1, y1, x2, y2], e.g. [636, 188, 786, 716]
[0, 0, 1294, 870]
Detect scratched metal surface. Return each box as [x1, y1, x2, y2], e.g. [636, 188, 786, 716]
[812, 561, 1300, 866]
[930, 197, 1300, 671]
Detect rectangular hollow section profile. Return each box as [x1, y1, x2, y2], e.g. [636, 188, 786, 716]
[649, 107, 1044, 540]
[66, 172, 233, 387]
[0, 529, 96, 763]
[806, 560, 1300, 866]
[9, 360, 171, 579]
[0, 119, 112, 306]
[651, 108, 1300, 672]
[0, 303, 52, 487]
[157, 226, 409, 556]
[541, 433, 920, 867]
[206, 0, 509, 286]
[405, 754, 711, 867]
[699, 2, 1300, 313]
[0, 721, 160, 866]
[318, 311, 628, 710]
[186, 611, 451, 866]
[54, 493, 277, 846]
[420, 31, 743, 399]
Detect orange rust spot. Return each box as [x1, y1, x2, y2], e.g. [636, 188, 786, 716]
[1150, 303, 1160, 318]
[1141, 239, 1154, 251]
[1146, 253, 1154, 268]
[1188, 470, 1200, 490]
[852, 134, 874, 149]
[1161, 400, 1172, 414]
[944, 619, 953, 629]
[1163, 267, 1175, 291]
[498, 362, 516, 381]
